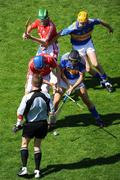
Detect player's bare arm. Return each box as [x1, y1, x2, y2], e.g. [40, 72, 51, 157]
[100, 20, 113, 33]
[67, 72, 84, 95]
[25, 34, 47, 46]
[61, 69, 71, 88]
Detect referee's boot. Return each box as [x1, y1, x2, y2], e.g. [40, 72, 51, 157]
[100, 80, 113, 93]
[34, 169, 41, 178]
[17, 167, 28, 177]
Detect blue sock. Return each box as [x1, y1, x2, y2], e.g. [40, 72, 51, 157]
[89, 106, 100, 120]
[94, 72, 101, 79]
[100, 73, 107, 81]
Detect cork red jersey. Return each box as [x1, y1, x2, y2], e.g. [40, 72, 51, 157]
[31, 19, 57, 42]
[27, 53, 58, 77]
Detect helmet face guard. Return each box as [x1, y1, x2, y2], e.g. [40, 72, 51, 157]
[68, 50, 81, 62]
[38, 8, 48, 20]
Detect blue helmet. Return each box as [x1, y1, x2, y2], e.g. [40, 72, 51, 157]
[33, 56, 45, 70]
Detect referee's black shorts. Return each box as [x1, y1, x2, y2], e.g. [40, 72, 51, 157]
[22, 120, 48, 139]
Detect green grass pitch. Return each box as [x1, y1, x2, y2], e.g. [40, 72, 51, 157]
[0, 0, 120, 179]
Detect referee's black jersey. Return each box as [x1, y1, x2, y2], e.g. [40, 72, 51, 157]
[17, 91, 54, 122]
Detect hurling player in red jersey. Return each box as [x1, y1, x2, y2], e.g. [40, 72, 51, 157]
[23, 8, 59, 60]
[25, 53, 61, 94]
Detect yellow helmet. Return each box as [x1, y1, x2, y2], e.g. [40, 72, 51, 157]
[77, 11, 88, 22]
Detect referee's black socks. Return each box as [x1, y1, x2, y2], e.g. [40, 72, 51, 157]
[20, 148, 29, 167]
[34, 151, 42, 170]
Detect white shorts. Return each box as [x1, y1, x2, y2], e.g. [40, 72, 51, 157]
[36, 43, 59, 60]
[50, 72, 58, 85]
[59, 78, 85, 90]
[38, 73, 57, 92]
[73, 39, 95, 56]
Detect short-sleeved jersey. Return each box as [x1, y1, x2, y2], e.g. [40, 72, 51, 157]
[60, 19, 101, 45]
[28, 53, 58, 77]
[31, 19, 57, 42]
[60, 53, 85, 80]
[17, 91, 54, 122]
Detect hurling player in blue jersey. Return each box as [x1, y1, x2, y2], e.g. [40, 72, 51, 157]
[51, 11, 113, 92]
[54, 50, 104, 127]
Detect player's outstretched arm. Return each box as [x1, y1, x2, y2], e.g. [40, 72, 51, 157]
[100, 20, 113, 33]
[25, 34, 47, 46]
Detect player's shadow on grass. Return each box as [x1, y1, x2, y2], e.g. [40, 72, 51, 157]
[84, 76, 120, 90]
[84, 76, 100, 89]
[19, 173, 35, 179]
[110, 76, 120, 89]
[56, 113, 120, 128]
[41, 153, 120, 177]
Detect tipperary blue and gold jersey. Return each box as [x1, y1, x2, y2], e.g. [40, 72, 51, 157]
[60, 53, 85, 79]
[60, 19, 101, 45]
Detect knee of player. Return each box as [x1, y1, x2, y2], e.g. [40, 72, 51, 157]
[34, 146, 41, 152]
[21, 139, 29, 148]
[21, 143, 28, 149]
[86, 66, 91, 73]
[92, 62, 99, 68]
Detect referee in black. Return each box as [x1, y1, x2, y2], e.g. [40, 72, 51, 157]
[14, 74, 55, 178]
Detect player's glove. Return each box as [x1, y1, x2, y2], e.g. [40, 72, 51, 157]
[22, 32, 31, 40]
[12, 120, 23, 133]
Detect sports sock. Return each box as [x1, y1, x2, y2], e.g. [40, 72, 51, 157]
[20, 148, 28, 167]
[94, 72, 101, 79]
[89, 106, 100, 120]
[34, 151, 42, 170]
[100, 73, 107, 81]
